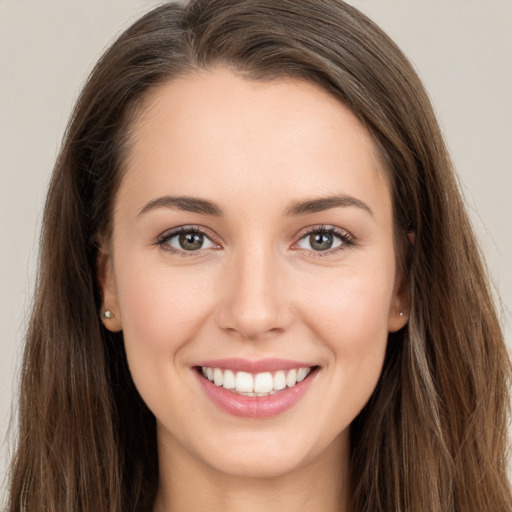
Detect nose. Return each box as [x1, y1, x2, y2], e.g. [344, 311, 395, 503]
[215, 244, 293, 341]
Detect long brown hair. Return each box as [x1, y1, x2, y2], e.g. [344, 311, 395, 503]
[7, 1, 511, 511]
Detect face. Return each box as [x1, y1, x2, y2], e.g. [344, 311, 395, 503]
[99, 68, 408, 480]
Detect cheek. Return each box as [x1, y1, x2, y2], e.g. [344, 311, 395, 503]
[114, 255, 215, 359]
[297, 257, 395, 411]
[301, 261, 395, 349]
[113, 256, 218, 419]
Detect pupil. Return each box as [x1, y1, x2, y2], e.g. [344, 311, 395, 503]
[179, 232, 203, 250]
[310, 233, 333, 251]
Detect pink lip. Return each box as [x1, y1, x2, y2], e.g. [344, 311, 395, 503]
[194, 364, 318, 419]
[196, 358, 314, 373]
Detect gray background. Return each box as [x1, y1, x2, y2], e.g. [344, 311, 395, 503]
[1, 0, 511, 493]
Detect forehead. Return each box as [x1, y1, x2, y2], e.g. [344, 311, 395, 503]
[119, 68, 391, 218]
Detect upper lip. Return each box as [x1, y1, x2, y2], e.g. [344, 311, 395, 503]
[195, 358, 316, 373]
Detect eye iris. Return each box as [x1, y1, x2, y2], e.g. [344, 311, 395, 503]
[179, 232, 203, 250]
[310, 232, 333, 251]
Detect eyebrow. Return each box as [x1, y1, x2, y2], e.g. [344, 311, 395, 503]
[285, 194, 374, 217]
[138, 193, 373, 218]
[138, 196, 223, 217]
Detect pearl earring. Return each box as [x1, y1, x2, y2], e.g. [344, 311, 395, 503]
[399, 312, 404, 317]
[103, 310, 115, 319]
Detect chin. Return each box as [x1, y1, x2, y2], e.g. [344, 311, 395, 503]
[191, 426, 345, 481]
[207, 449, 310, 480]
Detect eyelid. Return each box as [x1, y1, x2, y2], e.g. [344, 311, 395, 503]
[291, 224, 356, 256]
[156, 225, 222, 255]
[155, 223, 356, 258]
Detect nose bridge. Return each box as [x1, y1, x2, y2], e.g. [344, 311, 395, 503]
[216, 239, 290, 340]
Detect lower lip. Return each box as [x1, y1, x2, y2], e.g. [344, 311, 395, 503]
[195, 369, 317, 419]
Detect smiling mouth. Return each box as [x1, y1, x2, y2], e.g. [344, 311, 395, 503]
[197, 366, 318, 397]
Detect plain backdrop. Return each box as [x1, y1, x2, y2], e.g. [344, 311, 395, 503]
[1, 0, 511, 494]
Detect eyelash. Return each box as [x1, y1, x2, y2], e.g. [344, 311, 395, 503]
[156, 225, 217, 257]
[295, 225, 356, 258]
[155, 224, 356, 258]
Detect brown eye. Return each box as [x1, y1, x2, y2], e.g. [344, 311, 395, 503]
[296, 227, 351, 253]
[179, 232, 205, 251]
[309, 233, 334, 251]
[159, 227, 218, 253]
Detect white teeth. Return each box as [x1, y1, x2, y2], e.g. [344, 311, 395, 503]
[235, 371, 254, 393]
[297, 367, 310, 382]
[201, 366, 313, 395]
[254, 372, 273, 393]
[223, 369, 236, 389]
[213, 368, 223, 386]
[273, 370, 287, 391]
[286, 369, 297, 387]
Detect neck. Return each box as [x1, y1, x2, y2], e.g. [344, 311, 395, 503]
[153, 430, 350, 512]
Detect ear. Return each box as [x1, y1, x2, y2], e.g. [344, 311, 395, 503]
[97, 243, 123, 332]
[388, 266, 409, 333]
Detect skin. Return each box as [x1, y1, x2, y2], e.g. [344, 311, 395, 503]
[99, 68, 408, 512]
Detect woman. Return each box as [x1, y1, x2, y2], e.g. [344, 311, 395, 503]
[7, 0, 511, 511]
